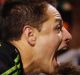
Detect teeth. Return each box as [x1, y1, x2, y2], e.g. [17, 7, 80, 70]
[58, 47, 69, 51]
[61, 47, 68, 50]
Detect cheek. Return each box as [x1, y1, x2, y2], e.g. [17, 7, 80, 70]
[49, 33, 62, 50]
[34, 33, 62, 59]
[41, 34, 62, 55]
[58, 32, 63, 45]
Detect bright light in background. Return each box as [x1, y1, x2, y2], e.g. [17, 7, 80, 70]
[0, 0, 6, 5]
[62, 2, 72, 11]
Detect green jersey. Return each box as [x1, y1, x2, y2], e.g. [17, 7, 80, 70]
[0, 41, 24, 75]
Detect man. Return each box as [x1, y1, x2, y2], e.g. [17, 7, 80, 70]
[0, 0, 72, 75]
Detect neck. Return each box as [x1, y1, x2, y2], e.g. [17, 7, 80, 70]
[9, 39, 35, 73]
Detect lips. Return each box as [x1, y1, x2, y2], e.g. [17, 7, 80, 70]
[61, 46, 69, 50]
[52, 44, 70, 67]
[53, 45, 70, 63]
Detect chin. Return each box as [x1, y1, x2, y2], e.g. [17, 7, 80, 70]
[45, 67, 57, 74]
[48, 60, 58, 74]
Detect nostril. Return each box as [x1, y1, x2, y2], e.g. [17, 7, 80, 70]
[65, 39, 72, 47]
[65, 33, 72, 42]
[65, 39, 70, 43]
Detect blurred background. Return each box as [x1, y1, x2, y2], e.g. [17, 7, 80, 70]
[0, 0, 80, 66]
[57, 0, 80, 66]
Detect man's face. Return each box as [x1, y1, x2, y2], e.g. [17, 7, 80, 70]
[33, 4, 72, 74]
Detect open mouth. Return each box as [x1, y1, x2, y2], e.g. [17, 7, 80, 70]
[53, 46, 70, 64]
[57, 46, 70, 56]
[52, 45, 70, 67]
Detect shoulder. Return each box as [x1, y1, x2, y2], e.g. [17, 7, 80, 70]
[0, 40, 24, 75]
[0, 41, 23, 74]
[0, 41, 15, 74]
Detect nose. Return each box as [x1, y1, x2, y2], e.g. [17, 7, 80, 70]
[62, 27, 72, 43]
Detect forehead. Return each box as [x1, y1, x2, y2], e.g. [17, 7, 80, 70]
[46, 4, 62, 22]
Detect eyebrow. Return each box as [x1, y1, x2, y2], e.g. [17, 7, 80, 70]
[55, 18, 62, 22]
[55, 18, 63, 26]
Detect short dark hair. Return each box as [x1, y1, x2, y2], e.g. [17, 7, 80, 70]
[0, 0, 55, 40]
[1, 0, 51, 41]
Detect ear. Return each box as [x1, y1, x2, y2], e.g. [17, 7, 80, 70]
[23, 26, 36, 46]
